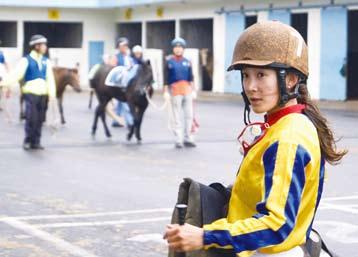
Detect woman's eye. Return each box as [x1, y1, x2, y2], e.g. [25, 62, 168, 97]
[242, 73, 248, 79]
[257, 72, 265, 78]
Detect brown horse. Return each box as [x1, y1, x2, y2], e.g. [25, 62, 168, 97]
[20, 67, 81, 124]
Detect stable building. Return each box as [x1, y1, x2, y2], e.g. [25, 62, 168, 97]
[0, 0, 357, 100]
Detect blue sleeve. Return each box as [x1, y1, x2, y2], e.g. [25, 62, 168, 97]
[0, 52, 5, 64]
[164, 60, 170, 85]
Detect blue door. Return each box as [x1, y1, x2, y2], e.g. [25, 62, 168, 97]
[320, 7, 347, 100]
[89, 41, 104, 70]
[224, 13, 245, 94]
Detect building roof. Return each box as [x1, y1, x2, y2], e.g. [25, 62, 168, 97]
[0, 0, 182, 8]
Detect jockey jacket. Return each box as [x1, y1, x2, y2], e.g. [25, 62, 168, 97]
[203, 104, 325, 257]
[0, 50, 56, 97]
[165, 55, 193, 96]
[116, 52, 133, 68]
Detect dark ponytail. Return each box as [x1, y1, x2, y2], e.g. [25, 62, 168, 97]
[297, 84, 348, 165]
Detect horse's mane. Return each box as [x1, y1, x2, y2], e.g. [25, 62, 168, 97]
[130, 62, 152, 89]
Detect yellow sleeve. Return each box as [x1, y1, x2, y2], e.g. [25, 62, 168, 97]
[203, 141, 312, 254]
[46, 61, 56, 98]
[0, 58, 28, 87]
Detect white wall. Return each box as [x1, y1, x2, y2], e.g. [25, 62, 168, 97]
[0, 7, 116, 86]
[212, 13, 226, 93]
[307, 8, 321, 100]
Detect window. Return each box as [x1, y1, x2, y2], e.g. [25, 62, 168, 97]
[245, 15, 257, 29]
[0, 21, 17, 47]
[291, 13, 308, 43]
[146, 21, 175, 55]
[116, 22, 142, 48]
[24, 22, 83, 50]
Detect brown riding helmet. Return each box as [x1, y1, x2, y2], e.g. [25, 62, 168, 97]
[227, 20, 308, 77]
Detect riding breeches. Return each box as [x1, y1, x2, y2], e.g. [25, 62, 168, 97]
[171, 93, 194, 143]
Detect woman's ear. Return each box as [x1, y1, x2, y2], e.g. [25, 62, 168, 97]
[285, 72, 299, 91]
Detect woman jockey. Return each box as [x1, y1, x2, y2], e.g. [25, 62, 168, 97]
[164, 21, 347, 257]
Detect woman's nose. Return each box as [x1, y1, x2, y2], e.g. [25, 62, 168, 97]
[244, 78, 258, 93]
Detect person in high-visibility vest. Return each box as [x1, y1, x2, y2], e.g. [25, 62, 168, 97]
[0, 34, 56, 150]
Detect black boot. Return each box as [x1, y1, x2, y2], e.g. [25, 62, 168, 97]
[184, 141, 197, 148]
[31, 144, 45, 150]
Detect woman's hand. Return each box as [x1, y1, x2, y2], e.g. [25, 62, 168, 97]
[164, 223, 204, 252]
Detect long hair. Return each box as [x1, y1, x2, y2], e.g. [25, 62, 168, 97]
[297, 84, 348, 165]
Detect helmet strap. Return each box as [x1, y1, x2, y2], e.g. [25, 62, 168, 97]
[240, 72, 251, 125]
[240, 68, 303, 125]
[242, 91, 252, 125]
[277, 69, 301, 106]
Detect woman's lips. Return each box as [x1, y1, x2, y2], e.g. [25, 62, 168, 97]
[249, 97, 262, 104]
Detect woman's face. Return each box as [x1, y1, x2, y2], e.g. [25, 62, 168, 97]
[242, 67, 280, 114]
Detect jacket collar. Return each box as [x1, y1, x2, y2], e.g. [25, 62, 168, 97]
[173, 55, 184, 61]
[30, 50, 44, 60]
[265, 104, 306, 126]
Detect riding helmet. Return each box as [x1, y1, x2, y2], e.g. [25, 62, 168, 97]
[171, 37, 186, 48]
[117, 37, 129, 47]
[132, 45, 143, 53]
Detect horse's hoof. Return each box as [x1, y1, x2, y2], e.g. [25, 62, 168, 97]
[106, 133, 112, 138]
[127, 134, 132, 141]
[61, 120, 66, 125]
[137, 139, 142, 145]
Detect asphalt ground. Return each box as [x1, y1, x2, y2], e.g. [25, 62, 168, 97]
[0, 90, 357, 257]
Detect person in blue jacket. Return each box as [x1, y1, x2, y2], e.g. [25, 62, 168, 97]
[112, 37, 134, 128]
[164, 37, 197, 148]
[132, 45, 144, 65]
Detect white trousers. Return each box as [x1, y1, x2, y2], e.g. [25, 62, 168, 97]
[252, 246, 331, 257]
[171, 94, 194, 143]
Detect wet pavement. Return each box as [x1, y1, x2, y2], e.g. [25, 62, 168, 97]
[0, 90, 357, 257]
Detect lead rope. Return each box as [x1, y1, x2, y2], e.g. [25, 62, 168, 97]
[144, 90, 169, 111]
[144, 89, 175, 131]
